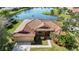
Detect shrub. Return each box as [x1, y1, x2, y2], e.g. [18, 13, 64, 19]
[58, 33, 78, 50]
[7, 24, 13, 29]
[12, 20, 18, 24]
[1, 42, 15, 51]
[34, 36, 42, 45]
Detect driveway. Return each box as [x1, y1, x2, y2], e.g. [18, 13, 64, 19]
[12, 41, 31, 51]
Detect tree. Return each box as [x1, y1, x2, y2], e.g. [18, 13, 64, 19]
[51, 8, 62, 16]
[51, 10, 54, 15]
[0, 10, 10, 19]
[74, 13, 79, 18]
[54, 8, 61, 15]
[0, 17, 14, 51]
[62, 7, 68, 11]
[62, 21, 70, 31]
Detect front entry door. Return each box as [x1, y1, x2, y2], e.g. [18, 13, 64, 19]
[44, 31, 50, 39]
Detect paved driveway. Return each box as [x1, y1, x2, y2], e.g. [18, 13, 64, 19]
[12, 42, 31, 51]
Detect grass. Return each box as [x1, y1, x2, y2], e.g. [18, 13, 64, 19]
[42, 11, 51, 15]
[42, 40, 48, 45]
[0, 8, 29, 17]
[7, 20, 23, 33]
[42, 8, 72, 20]
[9, 8, 28, 16]
[31, 45, 68, 51]
[59, 14, 71, 19]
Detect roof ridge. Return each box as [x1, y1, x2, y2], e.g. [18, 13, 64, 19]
[23, 19, 34, 31]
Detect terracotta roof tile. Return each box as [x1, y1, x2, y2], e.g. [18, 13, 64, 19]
[13, 19, 62, 41]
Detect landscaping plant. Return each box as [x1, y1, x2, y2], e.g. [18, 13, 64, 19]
[58, 33, 78, 50]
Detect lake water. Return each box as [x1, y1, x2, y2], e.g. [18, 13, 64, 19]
[13, 8, 58, 20]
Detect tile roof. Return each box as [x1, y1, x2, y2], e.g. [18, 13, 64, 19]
[13, 19, 62, 41]
[22, 20, 61, 32]
[68, 7, 79, 13]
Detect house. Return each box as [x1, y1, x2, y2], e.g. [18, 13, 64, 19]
[68, 7, 79, 13]
[68, 26, 79, 31]
[65, 18, 79, 31]
[1, 7, 20, 10]
[12, 19, 62, 43]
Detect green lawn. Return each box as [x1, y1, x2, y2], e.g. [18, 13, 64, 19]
[59, 14, 71, 19]
[9, 8, 28, 16]
[0, 8, 29, 17]
[42, 11, 51, 15]
[42, 40, 48, 45]
[43, 11, 71, 19]
[31, 45, 68, 51]
[7, 20, 23, 33]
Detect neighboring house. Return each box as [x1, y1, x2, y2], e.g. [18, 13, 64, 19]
[72, 7, 79, 13]
[12, 19, 62, 43]
[65, 18, 79, 31]
[66, 18, 79, 23]
[68, 26, 79, 31]
[1, 7, 20, 11]
[68, 7, 79, 13]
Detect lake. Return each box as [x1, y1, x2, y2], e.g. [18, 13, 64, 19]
[13, 7, 58, 20]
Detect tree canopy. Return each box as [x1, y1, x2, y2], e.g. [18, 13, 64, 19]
[0, 17, 14, 51]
